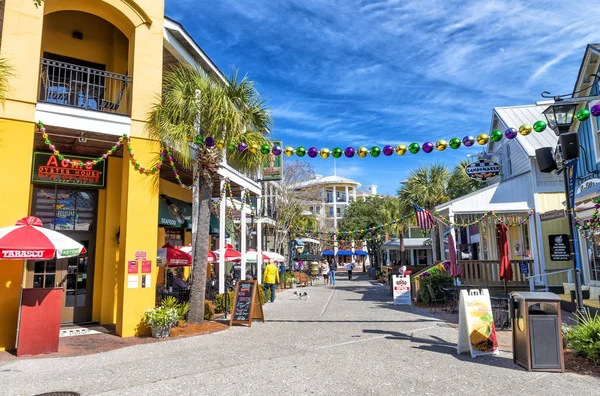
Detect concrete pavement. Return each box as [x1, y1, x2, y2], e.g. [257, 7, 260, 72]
[1, 273, 598, 395]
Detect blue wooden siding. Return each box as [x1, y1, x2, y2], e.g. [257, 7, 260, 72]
[576, 114, 597, 183]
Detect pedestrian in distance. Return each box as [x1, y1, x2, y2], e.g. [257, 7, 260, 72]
[346, 261, 355, 280]
[263, 261, 280, 303]
[329, 260, 337, 285]
[321, 259, 329, 286]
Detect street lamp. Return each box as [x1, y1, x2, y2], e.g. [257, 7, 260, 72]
[542, 103, 586, 315]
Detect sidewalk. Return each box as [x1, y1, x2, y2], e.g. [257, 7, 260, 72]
[0, 273, 597, 395]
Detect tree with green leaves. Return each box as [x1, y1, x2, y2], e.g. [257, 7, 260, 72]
[398, 164, 450, 211]
[147, 65, 271, 324]
[382, 197, 414, 265]
[447, 160, 483, 200]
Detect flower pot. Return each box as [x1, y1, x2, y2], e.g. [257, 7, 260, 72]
[291, 283, 297, 289]
[151, 325, 171, 338]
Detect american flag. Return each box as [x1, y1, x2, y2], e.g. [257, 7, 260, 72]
[413, 203, 434, 231]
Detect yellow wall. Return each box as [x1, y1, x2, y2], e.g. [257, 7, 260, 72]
[538, 193, 567, 212]
[538, 193, 573, 286]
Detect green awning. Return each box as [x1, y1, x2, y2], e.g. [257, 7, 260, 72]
[158, 195, 221, 234]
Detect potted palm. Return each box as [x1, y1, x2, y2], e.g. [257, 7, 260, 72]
[143, 306, 179, 338]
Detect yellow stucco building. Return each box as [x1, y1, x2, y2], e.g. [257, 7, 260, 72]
[0, 0, 265, 352]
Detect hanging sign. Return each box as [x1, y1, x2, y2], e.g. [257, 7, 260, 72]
[457, 289, 498, 358]
[31, 152, 106, 188]
[465, 160, 501, 181]
[566, 159, 578, 209]
[261, 139, 283, 181]
[229, 280, 264, 327]
[392, 275, 412, 305]
[549, 234, 571, 261]
[540, 210, 566, 222]
[576, 178, 600, 195]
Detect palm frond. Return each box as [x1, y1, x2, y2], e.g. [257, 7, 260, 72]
[0, 57, 14, 104]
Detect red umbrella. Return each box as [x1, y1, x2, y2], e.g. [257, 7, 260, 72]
[499, 224, 513, 282]
[177, 244, 216, 262]
[159, 243, 192, 267]
[213, 244, 242, 261]
[448, 233, 461, 278]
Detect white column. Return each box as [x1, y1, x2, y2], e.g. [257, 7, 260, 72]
[257, 195, 262, 285]
[240, 189, 247, 280]
[438, 220, 445, 261]
[218, 178, 226, 294]
[333, 185, 337, 231]
[345, 185, 349, 203]
[449, 207, 456, 263]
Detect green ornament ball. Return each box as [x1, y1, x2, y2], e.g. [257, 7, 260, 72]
[408, 142, 420, 154]
[227, 143, 236, 151]
[490, 129, 503, 142]
[195, 135, 204, 145]
[449, 138, 461, 149]
[296, 146, 306, 157]
[332, 147, 343, 158]
[260, 144, 271, 155]
[370, 146, 381, 157]
[576, 108, 591, 121]
[533, 120, 547, 132]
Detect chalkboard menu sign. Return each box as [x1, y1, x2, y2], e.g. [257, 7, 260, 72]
[229, 280, 264, 326]
[549, 234, 571, 261]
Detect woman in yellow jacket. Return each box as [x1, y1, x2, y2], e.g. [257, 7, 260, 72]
[263, 261, 280, 303]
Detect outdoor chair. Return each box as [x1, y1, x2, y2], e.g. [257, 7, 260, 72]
[41, 67, 71, 105]
[101, 78, 128, 112]
[427, 284, 447, 314]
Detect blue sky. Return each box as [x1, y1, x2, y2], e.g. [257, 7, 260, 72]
[165, 0, 598, 195]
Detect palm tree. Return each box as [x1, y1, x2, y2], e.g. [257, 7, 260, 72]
[147, 65, 271, 323]
[398, 164, 450, 211]
[0, 57, 13, 105]
[383, 197, 413, 265]
[447, 160, 483, 199]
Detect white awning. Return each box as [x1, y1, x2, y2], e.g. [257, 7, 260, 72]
[299, 237, 320, 245]
[383, 238, 432, 248]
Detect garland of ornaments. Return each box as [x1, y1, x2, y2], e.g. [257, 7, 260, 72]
[433, 210, 535, 228]
[575, 198, 600, 240]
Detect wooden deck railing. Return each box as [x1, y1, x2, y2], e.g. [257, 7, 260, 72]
[459, 260, 533, 287]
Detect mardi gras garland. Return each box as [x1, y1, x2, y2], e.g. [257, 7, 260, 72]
[575, 198, 600, 240]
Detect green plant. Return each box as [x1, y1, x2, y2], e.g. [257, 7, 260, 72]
[418, 273, 454, 304]
[214, 292, 235, 313]
[142, 306, 178, 329]
[567, 312, 600, 364]
[161, 296, 190, 323]
[204, 301, 215, 320]
[258, 285, 267, 305]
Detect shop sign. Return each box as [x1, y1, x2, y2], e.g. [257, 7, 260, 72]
[549, 234, 571, 261]
[576, 178, 600, 195]
[392, 275, 411, 305]
[540, 209, 565, 222]
[261, 139, 283, 181]
[32, 152, 106, 188]
[465, 160, 501, 181]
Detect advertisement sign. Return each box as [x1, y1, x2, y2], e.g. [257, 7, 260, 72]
[32, 152, 106, 188]
[457, 289, 498, 358]
[127, 260, 138, 274]
[141, 260, 152, 274]
[262, 139, 283, 181]
[465, 160, 501, 181]
[392, 275, 412, 305]
[566, 159, 578, 209]
[549, 234, 571, 261]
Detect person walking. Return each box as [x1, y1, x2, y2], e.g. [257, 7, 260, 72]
[329, 260, 337, 286]
[346, 261, 355, 280]
[263, 261, 280, 303]
[321, 260, 329, 286]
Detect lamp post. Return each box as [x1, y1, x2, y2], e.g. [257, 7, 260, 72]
[542, 102, 586, 315]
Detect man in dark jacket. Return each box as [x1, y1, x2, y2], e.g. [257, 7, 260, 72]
[328, 260, 337, 286]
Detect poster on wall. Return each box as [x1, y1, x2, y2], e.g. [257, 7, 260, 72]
[392, 275, 411, 305]
[261, 139, 283, 181]
[31, 152, 106, 188]
[457, 289, 498, 358]
[549, 234, 571, 261]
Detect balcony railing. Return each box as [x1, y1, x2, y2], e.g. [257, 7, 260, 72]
[459, 259, 534, 287]
[39, 58, 132, 116]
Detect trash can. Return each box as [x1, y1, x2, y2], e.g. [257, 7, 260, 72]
[509, 292, 564, 372]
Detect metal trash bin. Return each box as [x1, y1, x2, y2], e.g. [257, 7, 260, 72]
[509, 292, 564, 372]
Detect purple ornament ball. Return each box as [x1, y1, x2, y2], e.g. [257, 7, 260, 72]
[591, 103, 600, 117]
[504, 127, 518, 139]
[272, 145, 282, 156]
[382, 145, 394, 156]
[237, 142, 247, 152]
[422, 142, 434, 153]
[344, 147, 355, 158]
[205, 136, 215, 147]
[462, 136, 475, 147]
[307, 147, 319, 158]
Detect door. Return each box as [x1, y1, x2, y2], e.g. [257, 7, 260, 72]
[58, 236, 94, 323]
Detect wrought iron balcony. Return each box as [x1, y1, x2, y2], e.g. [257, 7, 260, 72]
[39, 58, 132, 116]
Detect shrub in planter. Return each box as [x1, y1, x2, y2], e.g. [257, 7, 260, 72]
[143, 306, 178, 338]
[418, 273, 454, 304]
[567, 312, 600, 364]
[161, 296, 190, 324]
[214, 292, 235, 313]
[258, 285, 267, 305]
[204, 301, 215, 320]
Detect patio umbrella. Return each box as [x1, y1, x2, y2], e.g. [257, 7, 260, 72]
[243, 249, 270, 263]
[157, 243, 192, 267]
[448, 233, 461, 278]
[177, 244, 216, 262]
[263, 250, 285, 262]
[0, 216, 86, 260]
[212, 244, 242, 261]
[499, 224, 513, 295]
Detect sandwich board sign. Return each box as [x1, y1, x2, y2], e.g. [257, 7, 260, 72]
[229, 280, 264, 327]
[392, 275, 412, 305]
[457, 288, 498, 358]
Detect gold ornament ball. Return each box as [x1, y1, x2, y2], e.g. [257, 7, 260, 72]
[435, 140, 448, 151]
[319, 148, 331, 159]
[216, 139, 225, 149]
[519, 124, 533, 136]
[395, 144, 407, 156]
[476, 133, 489, 145]
[357, 146, 368, 158]
[249, 144, 259, 154]
[284, 146, 295, 157]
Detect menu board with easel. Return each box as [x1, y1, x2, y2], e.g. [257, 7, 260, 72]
[457, 288, 498, 358]
[229, 280, 264, 326]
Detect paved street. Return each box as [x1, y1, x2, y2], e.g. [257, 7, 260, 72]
[1, 274, 598, 396]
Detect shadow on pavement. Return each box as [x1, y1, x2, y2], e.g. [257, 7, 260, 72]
[266, 318, 440, 323]
[363, 328, 522, 371]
